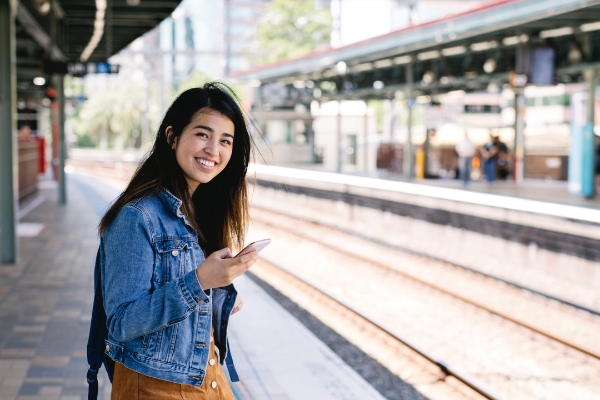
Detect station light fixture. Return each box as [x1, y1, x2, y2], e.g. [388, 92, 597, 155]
[354, 62, 373, 72]
[393, 55, 412, 65]
[502, 34, 529, 46]
[33, 77, 46, 86]
[441, 46, 467, 56]
[34, 0, 51, 15]
[336, 61, 347, 75]
[417, 50, 440, 61]
[80, 0, 107, 62]
[470, 40, 498, 52]
[374, 59, 393, 68]
[580, 21, 600, 32]
[483, 59, 497, 74]
[503, 36, 520, 46]
[539, 27, 574, 38]
[373, 81, 384, 90]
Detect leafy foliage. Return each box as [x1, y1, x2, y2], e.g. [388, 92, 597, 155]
[256, 0, 331, 65]
[71, 79, 162, 150]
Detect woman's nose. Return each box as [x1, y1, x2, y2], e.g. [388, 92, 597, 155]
[205, 140, 218, 155]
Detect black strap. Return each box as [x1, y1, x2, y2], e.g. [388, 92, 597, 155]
[86, 248, 114, 399]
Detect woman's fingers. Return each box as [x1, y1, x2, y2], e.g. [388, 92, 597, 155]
[231, 296, 243, 315]
[196, 248, 258, 290]
[212, 247, 232, 259]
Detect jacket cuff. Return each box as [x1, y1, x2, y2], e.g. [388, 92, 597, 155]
[178, 270, 210, 308]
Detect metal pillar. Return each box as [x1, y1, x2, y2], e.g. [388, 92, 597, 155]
[336, 100, 343, 173]
[513, 88, 525, 182]
[106, 0, 112, 59]
[364, 101, 369, 171]
[583, 69, 598, 198]
[54, 75, 66, 204]
[0, 0, 17, 263]
[404, 63, 414, 179]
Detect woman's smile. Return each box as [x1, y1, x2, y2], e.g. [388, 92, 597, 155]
[196, 157, 217, 169]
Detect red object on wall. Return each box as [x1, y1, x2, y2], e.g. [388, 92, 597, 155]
[37, 136, 46, 174]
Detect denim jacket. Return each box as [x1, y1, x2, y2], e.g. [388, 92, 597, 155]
[99, 188, 239, 386]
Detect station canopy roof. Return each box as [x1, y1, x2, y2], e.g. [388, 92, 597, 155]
[233, 0, 600, 100]
[16, 0, 182, 98]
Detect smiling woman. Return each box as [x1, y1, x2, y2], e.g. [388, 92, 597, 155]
[88, 82, 259, 399]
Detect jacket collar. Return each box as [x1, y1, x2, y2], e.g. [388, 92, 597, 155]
[157, 188, 193, 227]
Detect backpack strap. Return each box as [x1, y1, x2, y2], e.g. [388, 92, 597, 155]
[225, 339, 239, 382]
[86, 248, 114, 399]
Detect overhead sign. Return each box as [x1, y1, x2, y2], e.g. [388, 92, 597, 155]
[44, 61, 120, 76]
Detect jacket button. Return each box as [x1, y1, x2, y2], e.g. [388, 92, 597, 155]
[172, 250, 179, 256]
[211, 381, 217, 388]
[105, 345, 110, 352]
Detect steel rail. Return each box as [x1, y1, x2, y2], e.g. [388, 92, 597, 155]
[257, 255, 503, 400]
[252, 212, 600, 362]
[251, 204, 600, 318]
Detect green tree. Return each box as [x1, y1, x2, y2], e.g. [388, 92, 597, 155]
[71, 79, 161, 150]
[256, 0, 331, 65]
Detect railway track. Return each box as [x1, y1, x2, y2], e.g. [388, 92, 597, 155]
[247, 207, 600, 399]
[252, 256, 501, 400]
[250, 207, 600, 362]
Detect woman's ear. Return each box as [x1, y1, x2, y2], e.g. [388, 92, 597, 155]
[166, 126, 176, 149]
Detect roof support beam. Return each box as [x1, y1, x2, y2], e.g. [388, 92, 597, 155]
[15, 2, 65, 60]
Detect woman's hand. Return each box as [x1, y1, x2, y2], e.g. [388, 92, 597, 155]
[195, 247, 258, 290]
[231, 296, 243, 315]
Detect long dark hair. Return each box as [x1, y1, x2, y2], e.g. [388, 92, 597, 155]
[99, 82, 252, 254]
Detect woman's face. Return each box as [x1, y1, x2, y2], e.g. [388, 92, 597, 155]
[170, 109, 235, 192]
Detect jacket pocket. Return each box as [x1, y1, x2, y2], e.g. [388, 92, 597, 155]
[154, 238, 193, 284]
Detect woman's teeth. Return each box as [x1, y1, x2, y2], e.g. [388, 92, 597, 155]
[197, 158, 215, 167]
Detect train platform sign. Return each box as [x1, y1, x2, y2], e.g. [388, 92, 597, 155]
[43, 61, 120, 76]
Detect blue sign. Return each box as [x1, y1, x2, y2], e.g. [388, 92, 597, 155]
[44, 61, 119, 76]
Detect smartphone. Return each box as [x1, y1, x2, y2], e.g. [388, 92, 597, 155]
[236, 238, 271, 257]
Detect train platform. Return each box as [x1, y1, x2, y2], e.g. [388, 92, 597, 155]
[0, 175, 387, 400]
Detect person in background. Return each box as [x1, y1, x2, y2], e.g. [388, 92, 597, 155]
[18, 123, 32, 141]
[495, 136, 510, 180]
[455, 132, 476, 186]
[480, 133, 500, 183]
